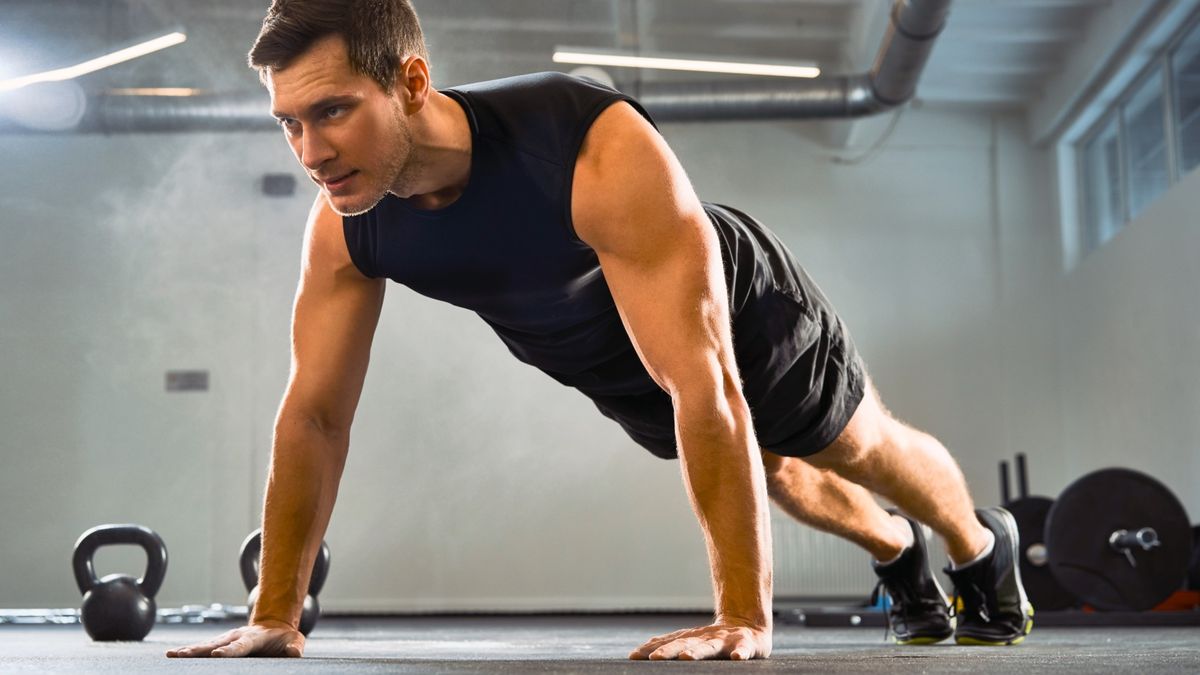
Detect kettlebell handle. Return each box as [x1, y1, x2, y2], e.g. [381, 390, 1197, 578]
[239, 528, 331, 595]
[72, 524, 168, 597]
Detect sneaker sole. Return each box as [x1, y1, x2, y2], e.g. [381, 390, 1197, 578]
[955, 614, 1033, 646]
[896, 631, 954, 646]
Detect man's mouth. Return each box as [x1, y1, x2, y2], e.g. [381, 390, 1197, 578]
[319, 171, 358, 190]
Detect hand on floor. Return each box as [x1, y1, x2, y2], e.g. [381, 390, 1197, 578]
[629, 622, 771, 660]
[165, 620, 304, 658]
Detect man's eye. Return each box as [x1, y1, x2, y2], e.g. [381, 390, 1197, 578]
[279, 118, 298, 132]
[325, 106, 347, 119]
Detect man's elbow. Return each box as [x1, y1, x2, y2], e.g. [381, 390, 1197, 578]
[670, 367, 752, 444]
[275, 408, 352, 444]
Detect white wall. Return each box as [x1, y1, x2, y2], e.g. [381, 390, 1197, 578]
[996, 167, 1200, 516]
[1002, 0, 1200, 518]
[0, 132, 306, 609]
[0, 104, 1050, 611]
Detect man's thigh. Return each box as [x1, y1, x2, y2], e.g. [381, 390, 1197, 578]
[802, 376, 895, 471]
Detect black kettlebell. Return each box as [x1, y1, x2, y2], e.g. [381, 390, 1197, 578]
[239, 528, 330, 636]
[72, 524, 168, 642]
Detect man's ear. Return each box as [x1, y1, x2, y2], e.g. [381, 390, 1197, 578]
[394, 56, 431, 114]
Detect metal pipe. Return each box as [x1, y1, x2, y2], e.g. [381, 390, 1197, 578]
[633, 74, 888, 122]
[0, 91, 276, 134]
[871, 0, 952, 105]
[90, 92, 277, 133]
[638, 0, 951, 122]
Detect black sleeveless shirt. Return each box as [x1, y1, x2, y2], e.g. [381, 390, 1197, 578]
[343, 73, 839, 449]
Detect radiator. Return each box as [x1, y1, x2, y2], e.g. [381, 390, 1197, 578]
[771, 506, 951, 601]
[770, 505, 878, 600]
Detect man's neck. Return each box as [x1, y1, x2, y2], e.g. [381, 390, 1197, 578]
[396, 91, 473, 210]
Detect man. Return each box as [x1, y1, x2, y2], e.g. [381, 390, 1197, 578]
[168, 0, 1032, 662]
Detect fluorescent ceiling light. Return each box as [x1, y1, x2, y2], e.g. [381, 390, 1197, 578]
[553, 49, 819, 79]
[106, 87, 205, 97]
[0, 32, 187, 93]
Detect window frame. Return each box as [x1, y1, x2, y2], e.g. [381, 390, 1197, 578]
[1119, 61, 1170, 221]
[1168, 12, 1200, 180]
[1076, 112, 1124, 253]
[1072, 10, 1200, 260]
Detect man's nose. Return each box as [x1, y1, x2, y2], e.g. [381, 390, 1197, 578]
[300, 131, 335, 172]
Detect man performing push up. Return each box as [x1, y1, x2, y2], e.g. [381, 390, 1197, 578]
[169, 0, 1032, 661]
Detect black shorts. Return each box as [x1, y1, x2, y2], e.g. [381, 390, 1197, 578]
[590, 205, 867, 460]
[592, 322, 865, 460]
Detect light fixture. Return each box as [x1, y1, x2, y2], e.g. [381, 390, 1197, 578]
[553, 48, 819, 79]
[0, 32, 188, 93]
[105, 87, 205, 97]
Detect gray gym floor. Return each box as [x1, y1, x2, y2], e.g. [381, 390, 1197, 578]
[2, 614, 1199, 673]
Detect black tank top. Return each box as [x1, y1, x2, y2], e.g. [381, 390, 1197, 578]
[344, 73, 831, 442]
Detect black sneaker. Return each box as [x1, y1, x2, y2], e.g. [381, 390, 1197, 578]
[945, 506, 1035, 646]
[871, 514, 953, 645]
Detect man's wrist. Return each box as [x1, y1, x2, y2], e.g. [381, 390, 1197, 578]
[249, 611, 299, 630]
[715, 609, 772, 630]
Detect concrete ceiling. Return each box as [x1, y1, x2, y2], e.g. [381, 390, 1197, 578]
[0, 0, 1122, 110]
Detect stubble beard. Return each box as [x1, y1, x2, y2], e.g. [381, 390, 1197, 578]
[329, 105, 419, 217]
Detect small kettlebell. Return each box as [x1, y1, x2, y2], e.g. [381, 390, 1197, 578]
[239, 528, 330, 636]
[72, 524, 168, 642]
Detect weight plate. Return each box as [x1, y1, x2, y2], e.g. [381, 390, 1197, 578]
[1045, 468, 1191, 611]
[1005, 496, 1077, 610]
[1188, 525, 1200, 591]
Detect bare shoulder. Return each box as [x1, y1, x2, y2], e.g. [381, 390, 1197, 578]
[302, 194, 363, 279]
[571, 101, 706, 256]
[575, 101, 658, 169]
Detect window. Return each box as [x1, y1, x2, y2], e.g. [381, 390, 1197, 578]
[1173, 19, 1200, 174]
[1071, 10, 1200, 262]
[1122, 68, 1169, 219]
[1081, 115, 1123, 251]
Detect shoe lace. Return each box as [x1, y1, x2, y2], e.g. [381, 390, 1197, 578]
[870, 578, 897, 642]
[948, 578, 990, 624]
[871, 572, 923, 643]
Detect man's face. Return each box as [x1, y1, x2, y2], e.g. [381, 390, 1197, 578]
[267, 35, 414, 216]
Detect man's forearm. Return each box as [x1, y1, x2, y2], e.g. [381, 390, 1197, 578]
[675, 394, 773, 628]
[252, 413, 349, 627]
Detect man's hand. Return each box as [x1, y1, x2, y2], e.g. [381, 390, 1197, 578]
[165, 620, 304, 658]
[629, 622, 771, 661]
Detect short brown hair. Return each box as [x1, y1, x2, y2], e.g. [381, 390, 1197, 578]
[248, 0, 428, 91]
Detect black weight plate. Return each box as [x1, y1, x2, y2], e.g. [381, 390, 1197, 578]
[1188, 525, 1200, 591]
[1005, 496, 1077, 610]
[1045, 468, 1192, 611]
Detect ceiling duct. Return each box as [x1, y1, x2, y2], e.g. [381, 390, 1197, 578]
[0, 0, 950, 133]
[635, 0, 952, 121]
[94, 91, 276, 133]
[0, 87, 277, 134]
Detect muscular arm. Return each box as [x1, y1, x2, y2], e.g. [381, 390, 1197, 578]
[572, 103, 772, 660]
[168, 195, 383, 659]
[254, 196, 386, 629]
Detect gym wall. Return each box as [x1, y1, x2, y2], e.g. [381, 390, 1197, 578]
[994, 167, 1200, 522]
